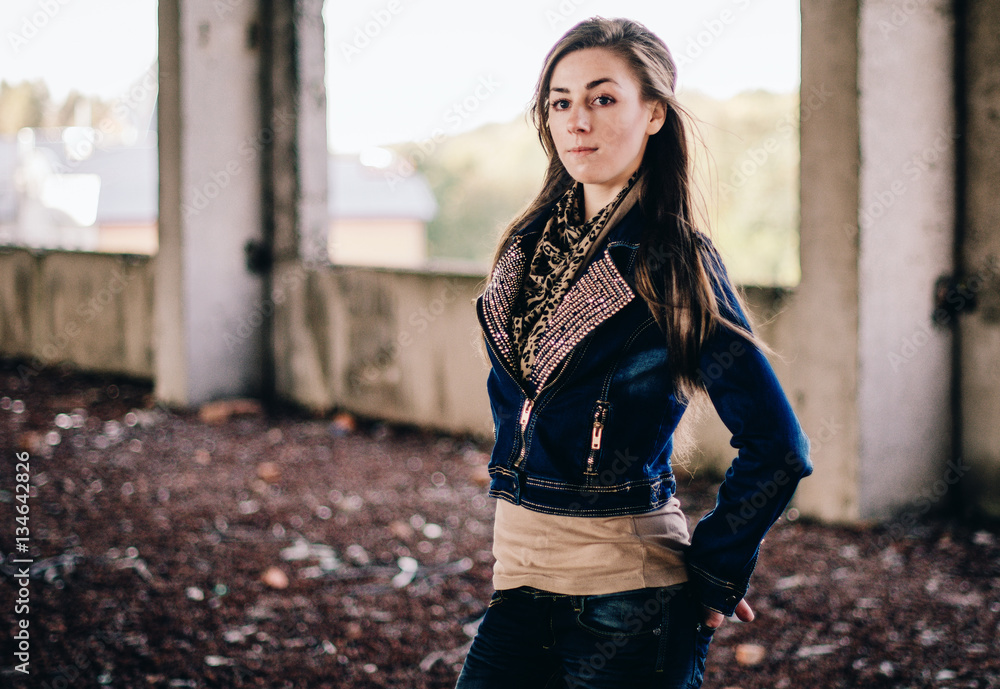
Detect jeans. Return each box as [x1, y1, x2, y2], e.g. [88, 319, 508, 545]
[454, 583, 714, 689]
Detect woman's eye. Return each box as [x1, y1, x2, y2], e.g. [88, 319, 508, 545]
[550, 99, 569, 110]
[594, 95, 615, 106]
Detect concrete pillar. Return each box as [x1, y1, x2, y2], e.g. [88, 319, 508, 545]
[156, 0, 266, 405]
[791, 0, 955, 522]
[265, 0, 328, 266]
[960, 0, 1000, 519]
[264, 0, 330, 404]
[156, 0, 326, 407]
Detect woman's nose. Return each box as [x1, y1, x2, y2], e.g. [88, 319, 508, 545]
[567, 106, 590, 133]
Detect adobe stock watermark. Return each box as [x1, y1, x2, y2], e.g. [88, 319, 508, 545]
[213, 0, 248, 19]
[724, 448, 813, 534]
[222, 234, 328, 353]
[567, 446, 641, 509]
[222, 265, 307, 354]
[181, 106, 295, 219]
[352, 278, 466, 384]
[544, 0, 589, 30]
[6, 0, 73, 54]
[875, 457, 972, 547]
[697, 339, 748, 391]
[887, 258, 999, 372]
[720, 83, 833, 201]
[724, 416, 835, 534]
[15, 265, 140, 387]
[338, 0, 404, 63]
[27, 629, 117, 688]
[674, 0, 754, 70]
[844, 126, 958, 239]
[564, 586, 680, 687]
[383, 76, 501, 190]
[875, 0, 934, 37]
[46, 63, 159, 175]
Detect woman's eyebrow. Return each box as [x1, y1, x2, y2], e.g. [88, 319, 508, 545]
[549, 77, 619, 94]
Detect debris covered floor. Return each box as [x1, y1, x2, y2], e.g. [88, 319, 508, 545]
[1, 361, 998, 688]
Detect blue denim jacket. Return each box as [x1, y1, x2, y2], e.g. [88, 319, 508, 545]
[475, 202, 813, 617]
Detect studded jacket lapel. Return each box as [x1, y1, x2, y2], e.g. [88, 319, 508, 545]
[479, 205, 641, 393]
[526, 247, 636, 391]
[479, 235, 531, 375]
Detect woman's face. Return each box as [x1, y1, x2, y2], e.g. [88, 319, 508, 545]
[547, 47, 664, 199]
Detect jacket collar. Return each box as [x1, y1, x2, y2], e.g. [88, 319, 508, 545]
[480, 204, 644, 395]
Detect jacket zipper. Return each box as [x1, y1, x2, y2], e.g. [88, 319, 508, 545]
[512, 397, 534, 469]
[581, 319, 656, 484]
[584, 401, 608, 484]
[478, 296, 580, 472]
[477, 248, 654, 492]
[510, 353, 573, 469]
[476, 317, 537, 471]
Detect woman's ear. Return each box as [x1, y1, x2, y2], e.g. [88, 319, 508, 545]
[646, 101, 667, 136]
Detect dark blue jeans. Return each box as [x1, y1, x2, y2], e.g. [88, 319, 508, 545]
[454, 583, 714, 689]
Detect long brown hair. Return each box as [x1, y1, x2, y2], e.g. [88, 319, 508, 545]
[488, 16, 761, 399]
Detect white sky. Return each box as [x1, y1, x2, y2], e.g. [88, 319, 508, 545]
[2, 0, 159, 100]
[326, 0, 801, 151]
[1, 0, 800, 152]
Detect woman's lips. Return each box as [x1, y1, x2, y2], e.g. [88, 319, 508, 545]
[568, 147, 597, 156]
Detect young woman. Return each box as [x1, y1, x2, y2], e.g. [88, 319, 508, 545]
[457, 17, 812, 689]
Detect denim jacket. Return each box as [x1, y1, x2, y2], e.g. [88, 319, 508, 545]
[475, 202, 813, 616]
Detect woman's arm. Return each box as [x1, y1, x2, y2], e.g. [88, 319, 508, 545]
[684, 242, 813, 618]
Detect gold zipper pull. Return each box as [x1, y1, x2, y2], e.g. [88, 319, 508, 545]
[513, 398, 534, 470]
[519, 398, 534, 429]
[585, 401, 607, 480]
[590, 402, 607, 450]
[590, 422, 603, 450]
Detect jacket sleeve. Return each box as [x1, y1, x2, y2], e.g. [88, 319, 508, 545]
[684, 240, 813, 617]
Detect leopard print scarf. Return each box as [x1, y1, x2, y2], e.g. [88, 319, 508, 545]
[511, 169, 642, 383]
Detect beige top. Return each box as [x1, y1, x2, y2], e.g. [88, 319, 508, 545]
[492, 497, 692, 595]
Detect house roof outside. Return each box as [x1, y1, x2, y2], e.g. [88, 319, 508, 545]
[2, 133, 439, 230]
[74, 137, 158, 225]
[30, 131, 158, 225]
[328, 155, 437, 222]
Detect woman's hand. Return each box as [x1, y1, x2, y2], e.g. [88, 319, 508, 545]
[703, 598, 755, 629]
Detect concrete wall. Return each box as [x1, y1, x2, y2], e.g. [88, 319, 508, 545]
[273, 263, 492, 437]
[272, 259, 792, 471]
[961, 1, 1000, 519]
[0, 240, 787, 477]
[0, 248, 154, 378]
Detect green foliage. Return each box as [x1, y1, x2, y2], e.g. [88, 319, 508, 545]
[681, 90, 800, 286]
[0, 80, 118, 135]
[397, 90, 800, 286]
[395, 117, 548, 264]
[0, 80, 50, 134]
